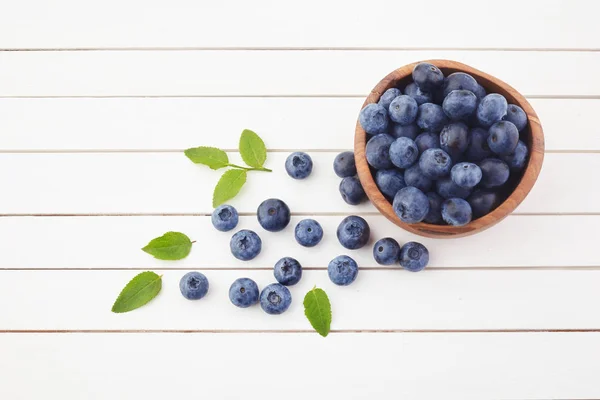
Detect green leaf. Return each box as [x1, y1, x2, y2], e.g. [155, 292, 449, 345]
[239, 129, 267, 168]
[142, 231, 193, 260]
[184, 146, 229, 170]
[212, 169, 247, 208]
[303, 287, 332, 337]
[111, 271, 162, 313]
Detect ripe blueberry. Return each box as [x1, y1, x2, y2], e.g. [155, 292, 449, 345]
[337, 216, 370, 250]
[211, 204, 239, 232]
[179, 271, 209, 300]
[257, 198, 291, 232]
[328, 255, 359, 286]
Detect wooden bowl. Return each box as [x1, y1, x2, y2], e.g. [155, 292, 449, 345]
[354, 60, 544, 238]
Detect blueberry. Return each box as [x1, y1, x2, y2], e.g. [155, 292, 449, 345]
[359, 103, 389, 134]
[424, 192, 444, 224]
[328, 255, 359, 286]
[339, 176, 366, 205]
[285, 152, 313, 179]
[366, 133, 395, 169]
[404, 82, 433, 105]
[393, 186, 430, 224]
[179, 271, 209, 300]
[399, 242, 429, 272]
[378, 88, 402, 110]
[333, 151, 357, 178]
[337, 215, 370, 250]
[436, 177, 472, 199]
[257, 198, 291, 232]
[391, 123, 420, 140]
[273, 257, 303, 286]
[451, 162, 482, 189]
[373, 237, 401, 265]
[441, 198, 472, 226]
[404, 164, 433, 192]
[388, 95, 419, 125]
[419, 148, 453, 179]
[440, 122, 470, 159]
[488, 121, 519, 156]
[503, 104, 528, 132]
[417, 103, 448, 133]
[414, 132, 440, 153]
[442, 72, 479, 98]
[211, 204, 239, 232]
[260, 283, 292, 315]
[468, 190, 500, 219]
[473, 84, 487, 101]
[465, 127, 493, 161]
[442, 90, 477, 120]
[230, 229, 262, 261]
[476, 93, 508, 128]
[412, 62, 444, 92]
[229, 278, 259, 308]
[500, 140, 528, 171]
[390, 137, 419, 168]
[479, 158, 510, 188]
[294, 219, 324, 247]
[376, 168, 406, 198]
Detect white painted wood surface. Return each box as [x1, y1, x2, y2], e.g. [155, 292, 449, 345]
[1, 1, 599, 399]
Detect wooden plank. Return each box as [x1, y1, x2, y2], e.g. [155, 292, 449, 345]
[0, 0, 596, 50]
[0, 50, 598, 96]
[0, 98, 594, 151]
[0, 152, 594, 214]
[0, 215, 594, 269]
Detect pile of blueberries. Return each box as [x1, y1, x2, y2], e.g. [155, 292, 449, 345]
[178, 151, 430, 316]
[353, 62, 530, 226]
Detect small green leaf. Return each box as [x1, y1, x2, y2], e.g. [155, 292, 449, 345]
[303, 287, 332, 337]
[111, 271, 162, 313]
[239, 129, 267, 168]
[184, 146, 229, 170]
[142, 231, 193, 260]
[213, 169, 247, 208]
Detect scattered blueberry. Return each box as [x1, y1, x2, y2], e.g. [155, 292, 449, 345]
[465, 127, 493, 161]
[333, 151, 357, 178]
[378, 87, 402, 110]
[424, 192, 444, 224]
[339, 176, 366, 205]
[273, 257, 303, 286]
[488, 121, 519, 156]
[414, 132, 440, 153]
[337, 215, 370, 250]
[393, 186, 430, 223]
[436, 177, 472, 199]
[468, 190, 500, 219]
[404, 164, 433, 192]
[417, 103, 448, 133]
[373, 237, 401, 265]
[451, 162, 482, 189]
[211, 204, 239, 232]
[328, 255, 359, 286]
[443, 72, 479, 98]
[443, 90, 477, 120]
[388, 95, 419, 125]
[501, 140, 528, 171]
[229, 278, 259, 308]
[441, 198, 473, 226]
[359, 103, 389, 134]
[260, 283, 292, 315]
[412, 62, 444, 92]
[399, 242, 429, 272]
[257, 198, 291, 232]
[294, 219, 324, 247]
[419, 148, 453, 179]
[404, 82, 434, 105]
[230, 229, 262, 261]
[366, 133, 395, 169]
[390, 137, 419, 168]
[503, 104, 528, 132]
[476, 93, 508, 128]
[440, 122, 470, 159]
[285, 152, 313, 179]
[479, 158, 510, 188]
[391, 123, 420, 140]
[376, 168, 406, 198]
[179, 272, 209, 300]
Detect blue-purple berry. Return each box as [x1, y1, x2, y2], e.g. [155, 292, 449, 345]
[339, 176, 366, 205]
[390, 137, 419, 168]
[441, 198, 473, 226]
[393, 186, 430, 224]
[359, 103, 389, 134]
[373, 238, 401, 265]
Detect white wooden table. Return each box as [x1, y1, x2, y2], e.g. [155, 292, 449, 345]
[1, 1, 599, 398]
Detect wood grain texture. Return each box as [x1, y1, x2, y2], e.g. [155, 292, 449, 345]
[355, 60, 544, 238]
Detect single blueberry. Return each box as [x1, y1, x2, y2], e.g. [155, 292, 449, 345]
[365, 133, 395, 169]
[179, 271, 209, 300]
[404, 164, 433, 192]
[442, 72, 479, 98]
[476, 93, 508, 128]
[404, 82, 433, 105]
[468, 190, 500, 219]
[419, 148, 453, 179]
[229, 278, 259, 308]
[376, 168, 406, 198]
[285, 151, 313, 179]
[488, 120, 519, 156]
[465, 127, 493, 162]
[424, 192, 444, 224]
[442, 90, 477, 120]
[378, 87, 402, 110]
[451, 162, 482, 189]
[388, 95, 419, 125]
[273, 257, 303, 286]
[294, 219, 324, 247]
[333, 151, 357, 178]
[399, 242, 429, 272]
[473, 84, 487, 101]
[257, 198, 291, 232]
[441, 198, 473, 226]
[260, 283, 292, 315]
[440, 122, 470, 159]
[328, 255, 359, 286]
[436, 177, 472, 199]
[211, 204, 239, 232]
[501, 140, 529, 171]
[230, 229, 262, 261]
[390, 137, 419, 168]
[503, 104, 528, 132]
[414, 132, 440, 153]
[373, 237, 401, 265]
[417, 103, 448, 133]
[479, 158, 510, 188]
[359, 103, 389, 134]
[412, 62, 444, 92]
[337, 215, 370, 250]
[393, 186, 430, 224]
[339, 176, 366, 205]
[391, 123, 420, 140]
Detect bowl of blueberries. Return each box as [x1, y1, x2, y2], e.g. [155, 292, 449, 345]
[354, 60, 544, 238]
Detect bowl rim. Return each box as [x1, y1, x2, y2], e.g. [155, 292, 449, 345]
[354, 59, 545, 239]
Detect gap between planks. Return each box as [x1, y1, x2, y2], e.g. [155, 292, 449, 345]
[1, 329, 600, 334]
[0, 212, 599, 217]
[0, 149, 598, 154]
[2, 47, 600, 52]
[1, 266, 599, 271]
[0, 94, 598, 99]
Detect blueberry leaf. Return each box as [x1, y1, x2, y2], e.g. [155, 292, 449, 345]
[212, 169, 247, 208]
[184, 146, 229, 170]
[239, 129, 267, 168]
[142, 231, 193, 260]
[111, 271, 162, 313]
[303, 287, 332, 337]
